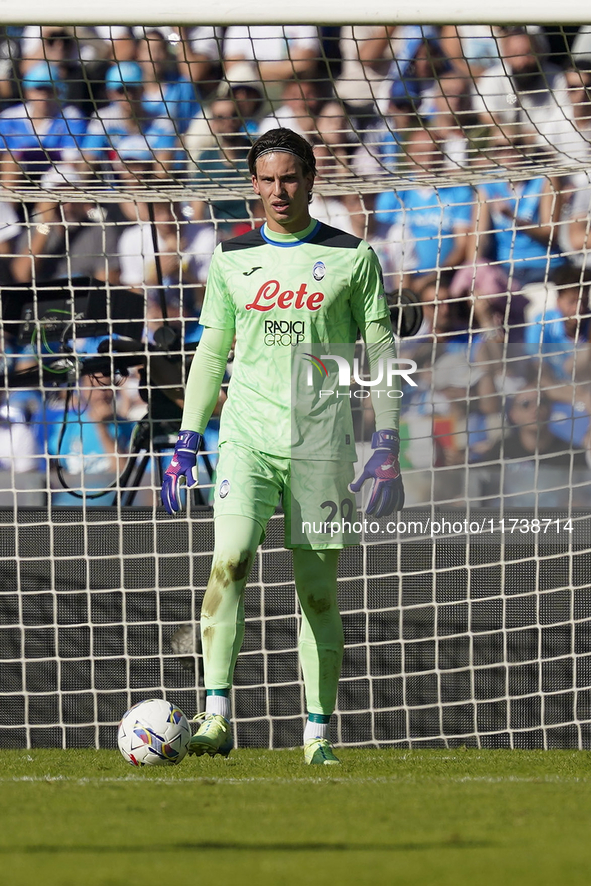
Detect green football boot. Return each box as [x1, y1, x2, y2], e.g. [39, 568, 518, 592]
[304, 738, 340, 765]
[188, 713, 234, 757]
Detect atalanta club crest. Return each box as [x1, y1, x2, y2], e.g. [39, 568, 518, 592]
[313, 261, 326, 281]
[219, 479, 230, 499]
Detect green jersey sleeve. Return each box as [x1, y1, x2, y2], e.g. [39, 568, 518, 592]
[364, 316, 401, 432]
[199, 244, 237, 330]
[350, 241, 390, 327]
[181, 326, 234, 434]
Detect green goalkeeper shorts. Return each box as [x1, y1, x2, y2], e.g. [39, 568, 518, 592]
[213, 441, 358, 549]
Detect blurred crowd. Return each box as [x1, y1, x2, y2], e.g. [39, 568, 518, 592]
[0, 23, 590, 508]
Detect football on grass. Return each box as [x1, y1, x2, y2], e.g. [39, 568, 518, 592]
[118, 699, 191, 767]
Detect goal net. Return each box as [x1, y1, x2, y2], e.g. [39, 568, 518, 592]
[1, 21, 591, 750]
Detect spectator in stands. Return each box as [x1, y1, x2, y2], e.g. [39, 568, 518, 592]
[144, 210, 203, 347]
[554, 64, 591, 269]
[565, 175, 591, 270]
[115, 197, 176, 290]
[0, 201, 21, 284]
[472, 26, 569, 157]
[448, 263, 527, 343]
[218, 63, 265, 137]
[354, 97, 416, 178]
[471, 386, 589, 506]
[190, 97, 252, 239]
[428, 73, 476, 169]
[17, 26, 112, 117]
[0, 61, 87, 185]
[112, 178, 204, 344]
[551, 60, 591, 164]
[11, 198, 120, 285]
[374, 127, 475, 291]
[312, 99, 359, 167]
[258, 78, 322, 140]
[386, 26, 451, 117]
[20, 25, 112, 72]
[402, 277, 472, 362]
[332, 26, 395, 120]
[0, 398, 38, 473]
[354, 28, 455, 177]
[82, 61, 175, 176]
[418, 278, 456, 344]
[43, 375, 135, 504]
[0, 28, 22, 111]
[19, 26, 74, 74]
[310, 111, 362, 235]
[469, 133, 566, 286]
[178, 26, 225, 100]
[399, 348, 500, 502]
[90, 26, 138, 62]
[223, 26, 321, 87]
[523, 263, 590, 386]
[434, 348, 500, 445]
[182, 63, 265, 166]
[137, 29, 200, 137]
[439, 25, 502, 79]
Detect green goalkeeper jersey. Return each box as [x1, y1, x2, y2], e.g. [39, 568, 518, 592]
[198, 218, 390, 461]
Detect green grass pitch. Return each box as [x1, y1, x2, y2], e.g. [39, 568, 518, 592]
[1, 747, 591, 885]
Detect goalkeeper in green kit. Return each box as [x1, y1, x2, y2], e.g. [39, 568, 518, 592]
[162, 128, 404, 764]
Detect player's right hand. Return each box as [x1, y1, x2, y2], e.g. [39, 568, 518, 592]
[161, 430, 203, 514]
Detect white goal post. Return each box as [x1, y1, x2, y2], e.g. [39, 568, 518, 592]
[0, 4, 588, 25]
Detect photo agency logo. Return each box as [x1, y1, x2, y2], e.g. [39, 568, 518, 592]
[302, 353, 417, 398]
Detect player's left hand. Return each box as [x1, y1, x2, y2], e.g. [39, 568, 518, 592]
[349, 429, 404, 517]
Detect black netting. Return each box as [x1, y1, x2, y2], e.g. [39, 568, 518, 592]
[0, 506, 590, 749]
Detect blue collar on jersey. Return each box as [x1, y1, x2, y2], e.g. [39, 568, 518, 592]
[260, 219, 320, 247]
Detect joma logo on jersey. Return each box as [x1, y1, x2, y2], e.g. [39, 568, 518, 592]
[245, 280, 324, 312]
[264, 319, 305, 346]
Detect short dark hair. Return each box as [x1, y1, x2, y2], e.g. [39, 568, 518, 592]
[568, 59, 591, 76]
[551, 263, 591, 292]
[248, 127, 317, 179]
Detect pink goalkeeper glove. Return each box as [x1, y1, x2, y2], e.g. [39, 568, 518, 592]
[161, 430, 202, 514]
[349, 429, 404, 517]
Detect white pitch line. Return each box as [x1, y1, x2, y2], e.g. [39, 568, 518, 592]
[1, 774, 589, 785]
